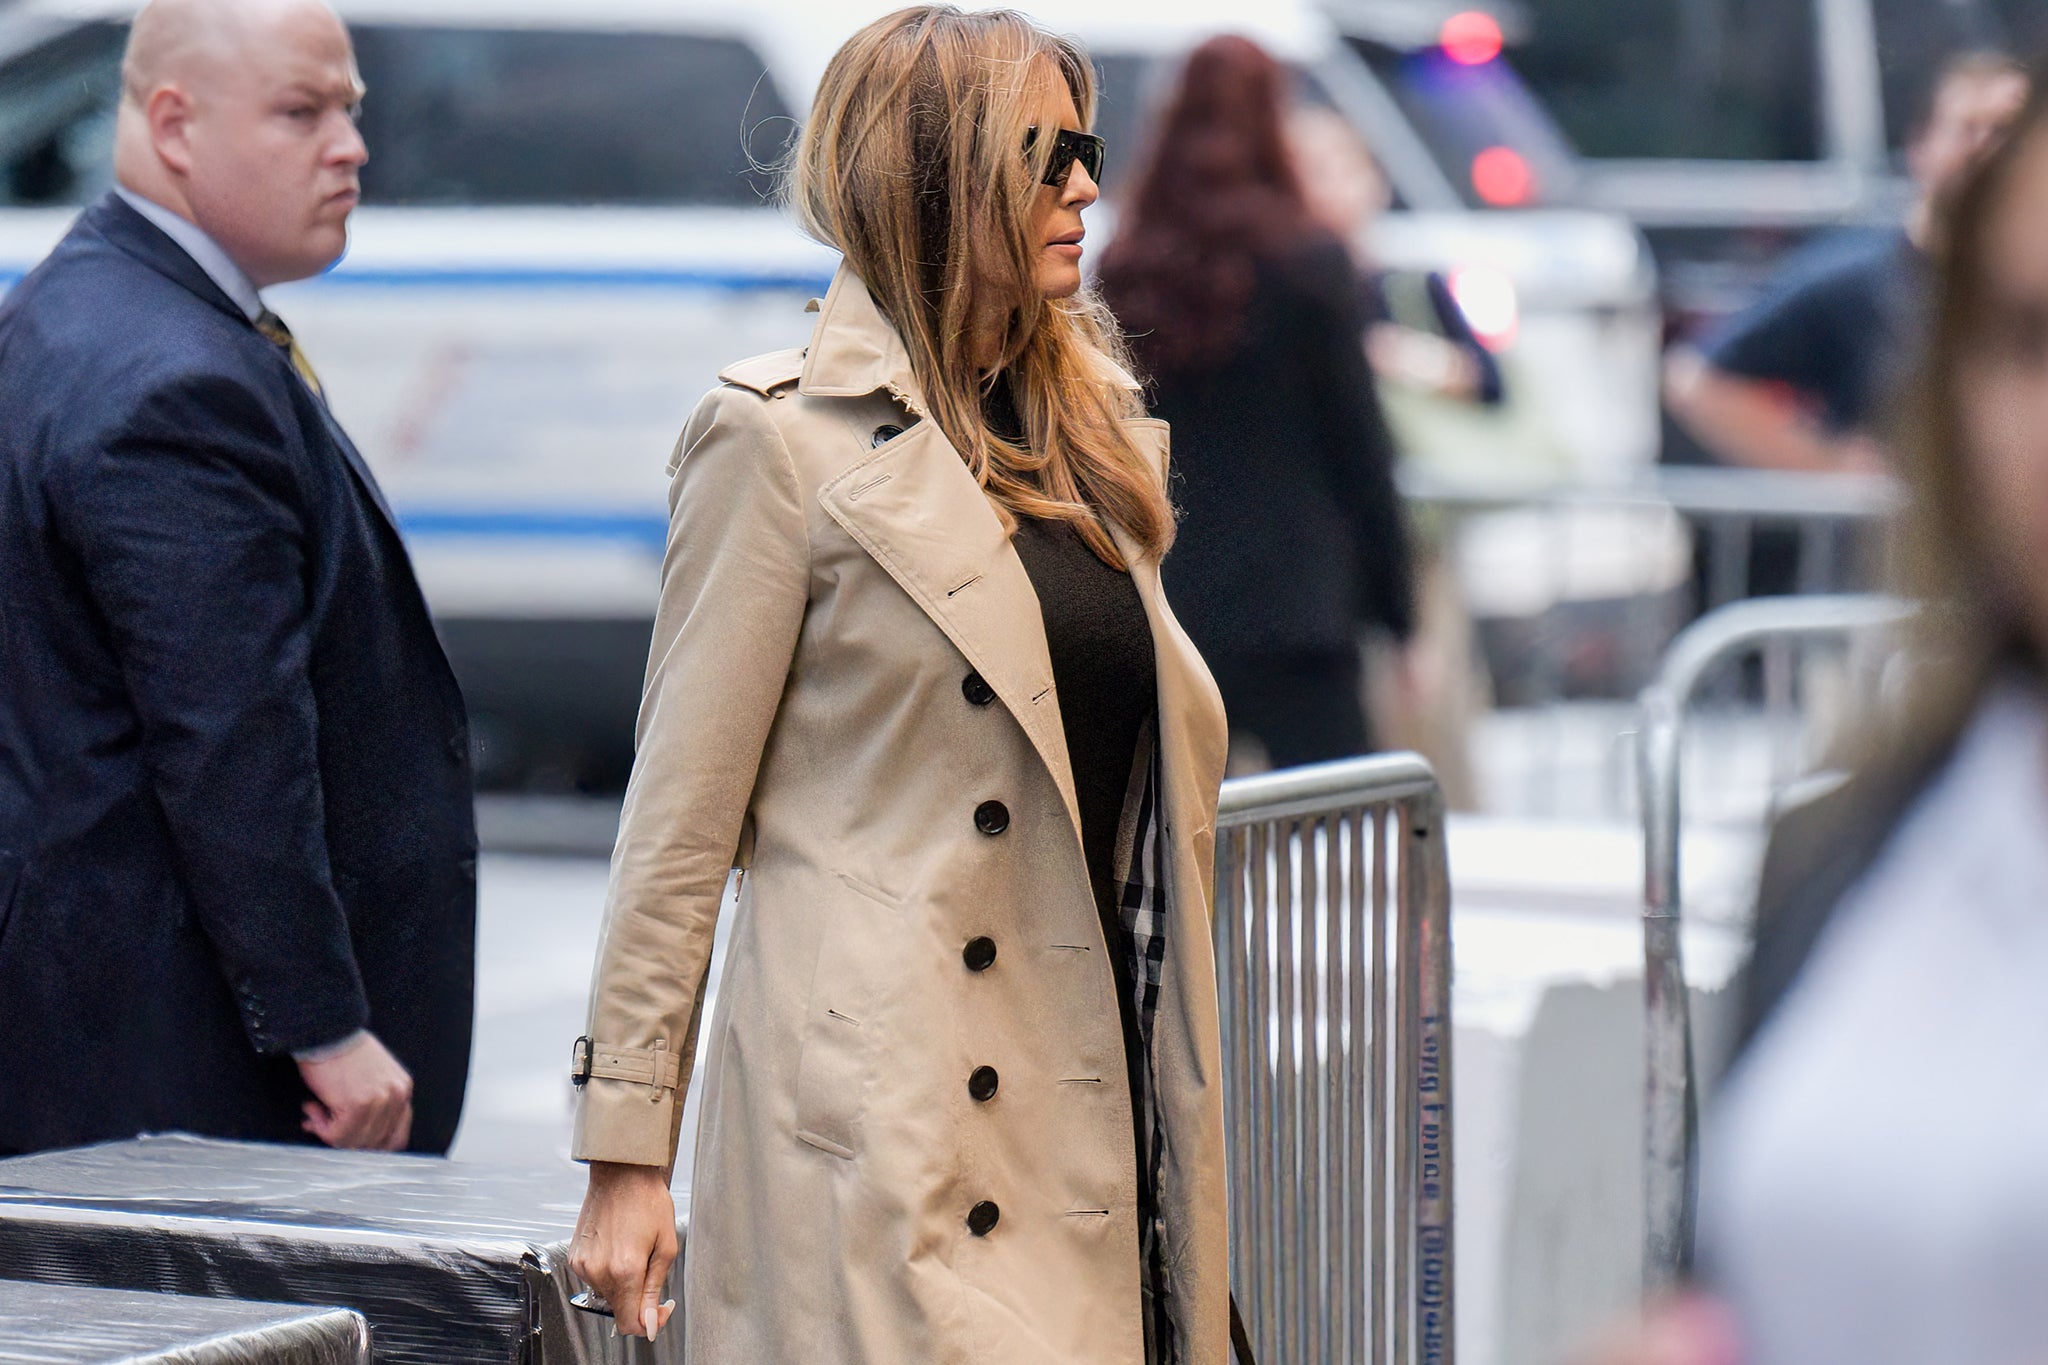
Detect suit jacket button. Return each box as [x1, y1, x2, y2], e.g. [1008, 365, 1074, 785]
[962, 936, 997, 972]
[967, 1200, 1000, 1236]
[961, 672, 996, 707]
[974, 801, 1009, 836]
[968, 1066, 1000, 1102]
[871, 424, 904, 448]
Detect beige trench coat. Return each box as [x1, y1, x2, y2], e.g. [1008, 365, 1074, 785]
[572, 263, 1232, 1364]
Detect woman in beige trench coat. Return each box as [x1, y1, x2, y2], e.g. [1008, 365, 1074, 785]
[568, 9, 1232, 1362]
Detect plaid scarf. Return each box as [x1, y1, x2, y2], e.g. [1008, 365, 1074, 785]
[1113, 719, 1176, 1365]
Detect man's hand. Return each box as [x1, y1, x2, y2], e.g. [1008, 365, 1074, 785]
[296, 1032, 413, 1150]
[571, 1162, 679, 1341]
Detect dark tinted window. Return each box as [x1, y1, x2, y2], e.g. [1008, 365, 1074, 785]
[1351, 40, 1580, 208]
[0, 20, 123, 207]
[1089, 53, 1153, 196]
[353, 27, 793, 206]
[1513, 0, 1822, 160]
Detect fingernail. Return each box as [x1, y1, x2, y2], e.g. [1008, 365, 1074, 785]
[644, 1306, 659, 1340]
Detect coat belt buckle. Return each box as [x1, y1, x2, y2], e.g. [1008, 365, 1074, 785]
[570, 1035, 595, 1087]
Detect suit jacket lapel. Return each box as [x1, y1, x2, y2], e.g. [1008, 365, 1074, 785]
[818, 420, 1083, 848]
[84, 194, 247, 327]
[313, 394, 401, 535]
[88, 195, 406, 541]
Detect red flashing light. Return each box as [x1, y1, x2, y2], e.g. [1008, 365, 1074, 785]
[1471, 146, 1533, 206]
[1440, 11, 1504, 65]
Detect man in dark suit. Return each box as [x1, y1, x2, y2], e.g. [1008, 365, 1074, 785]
[0, 0, 476, 1155]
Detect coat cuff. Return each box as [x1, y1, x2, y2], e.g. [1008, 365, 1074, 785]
[571, 1074, 682, 1167]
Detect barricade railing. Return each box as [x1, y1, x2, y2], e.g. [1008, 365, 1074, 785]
[1635, 595, 1913, 1291]
[1214, 754, 1454, 1365]
[1401, 465, 1902, 821]
[1405, 464, 1900, 615]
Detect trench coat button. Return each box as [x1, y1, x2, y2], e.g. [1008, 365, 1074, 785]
[871, 424, 904, 448]
[973, 800, 1010, 836]
[968, 1066, 1000, 1102]
[967, 1200, 1001, 1236]
[962, 672, 997, 707]
[962, 936, 998, 971]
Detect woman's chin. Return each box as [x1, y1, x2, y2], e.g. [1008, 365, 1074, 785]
[1037, 266, 1084, 302]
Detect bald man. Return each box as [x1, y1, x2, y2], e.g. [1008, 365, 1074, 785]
[0, 0, 477, 1156]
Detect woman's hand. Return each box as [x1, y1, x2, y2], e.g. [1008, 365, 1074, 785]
[570, 1161, 680, 1341]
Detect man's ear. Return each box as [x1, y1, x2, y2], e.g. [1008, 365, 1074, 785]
[146, 86, 197, 177]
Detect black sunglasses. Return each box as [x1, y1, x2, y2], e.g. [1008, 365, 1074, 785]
[1024, 126, 1106, 187]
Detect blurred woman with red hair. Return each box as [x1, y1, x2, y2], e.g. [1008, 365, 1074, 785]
[1100, 35, 1414, 769]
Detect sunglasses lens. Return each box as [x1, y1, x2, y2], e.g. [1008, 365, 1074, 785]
[1047, 132, 1104, 185]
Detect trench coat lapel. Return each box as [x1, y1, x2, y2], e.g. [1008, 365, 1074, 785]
[807, 266, 1085, 848]
[1111, 425, 1231, 894]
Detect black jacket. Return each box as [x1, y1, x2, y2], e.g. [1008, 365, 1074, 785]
[0, 195, 476, 1154]
[1144, 236, 1415, 659]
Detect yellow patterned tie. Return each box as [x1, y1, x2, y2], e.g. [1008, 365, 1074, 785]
[254, 309, 324, 400]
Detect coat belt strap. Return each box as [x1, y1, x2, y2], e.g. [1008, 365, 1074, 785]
[570, 1036, 680, 1093]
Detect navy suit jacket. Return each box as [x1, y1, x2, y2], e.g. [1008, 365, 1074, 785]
[0, 194, 477, 1154]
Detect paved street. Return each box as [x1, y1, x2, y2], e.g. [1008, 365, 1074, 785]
[449, 848, 731, 1174]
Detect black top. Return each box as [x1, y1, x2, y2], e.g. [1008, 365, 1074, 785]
[1702, 226, 1927, 439]
[986, 379, 1158, 914]
[1134, 234, 1415, 658]
[1010, 515, 1158, 911]
[0, 195, 477, 1156]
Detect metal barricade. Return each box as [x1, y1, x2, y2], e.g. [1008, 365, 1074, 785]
[1214, 754, 1454, 1365]
[1635, 595, 1913, 1291]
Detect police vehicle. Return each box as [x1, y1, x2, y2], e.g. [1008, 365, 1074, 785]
[0, 0, 1655, 786]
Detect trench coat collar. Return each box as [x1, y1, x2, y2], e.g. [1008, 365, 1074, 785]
[808, 263, 1224, 864]
[808, 263, 1081, 846]
[799, 261, 930, 412]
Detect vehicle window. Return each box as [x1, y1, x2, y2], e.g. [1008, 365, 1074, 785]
[1872, 0, 2048, 154]
[353, 27, 793, 206]
[1512, 0, 1822, 160]
[0, 22, 796, 209]
[0, 20, 123, 208]
[1349, 39, 1580, 209]
[1089, 52, 1154, 196]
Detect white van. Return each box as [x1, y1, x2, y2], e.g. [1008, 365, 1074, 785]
[0, 0, 1654, 786]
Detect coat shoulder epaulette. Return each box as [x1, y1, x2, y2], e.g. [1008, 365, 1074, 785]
[718, 348, 807, 399]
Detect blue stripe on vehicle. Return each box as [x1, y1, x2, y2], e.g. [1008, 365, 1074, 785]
[0, 267, 833, 292]
[398, 510, 671, 550]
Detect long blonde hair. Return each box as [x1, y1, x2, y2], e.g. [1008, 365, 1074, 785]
[789, 5, 1174, 566]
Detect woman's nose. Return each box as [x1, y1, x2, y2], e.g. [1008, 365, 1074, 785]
[1062, 162, 1100, 208]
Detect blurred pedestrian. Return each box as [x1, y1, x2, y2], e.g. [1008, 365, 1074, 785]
[0, 0, 476, 1157]
[1586, 59, 2048, 1365]
[1289, 103, 1503, 407]
[1665, 52, 2027, 473]
[1099, 36, 1415, 771]
[568, 8, 1235, 1360]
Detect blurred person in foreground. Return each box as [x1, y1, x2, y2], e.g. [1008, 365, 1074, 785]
[0, 0, 476, 1156]
[1586, 59, 2048, 1365]
[1100, 36, 1414, 771]
[1665, 52, 2027, 474]
[568, 8, 1235, 1358]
